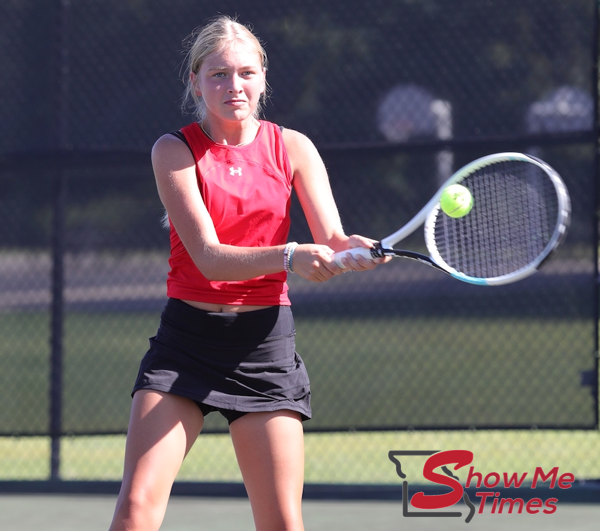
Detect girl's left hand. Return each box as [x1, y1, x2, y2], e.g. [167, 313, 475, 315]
[337, 235, 392, 272]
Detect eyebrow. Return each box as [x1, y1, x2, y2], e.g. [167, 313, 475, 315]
[205, 65, 258, 72]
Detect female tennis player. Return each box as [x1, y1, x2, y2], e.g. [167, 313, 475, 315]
[109, 15, 387, 531]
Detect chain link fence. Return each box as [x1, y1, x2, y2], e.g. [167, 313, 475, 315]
[0, 0, 598, 489]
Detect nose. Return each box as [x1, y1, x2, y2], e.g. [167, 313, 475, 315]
[228, 74, 243, 94]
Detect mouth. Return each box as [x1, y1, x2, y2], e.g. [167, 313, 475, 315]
[225, 99, 246, 106]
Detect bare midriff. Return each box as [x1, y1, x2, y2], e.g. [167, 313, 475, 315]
[182, 299, 273, 313]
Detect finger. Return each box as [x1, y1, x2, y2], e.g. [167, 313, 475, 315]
[340, 255, 362, 270]
[344, 254, 375, 271]
[310, 269, 334, 282]
[322, 258, 345, 276]
[308, 258, 338, 281]
[356, 255, 381, 269]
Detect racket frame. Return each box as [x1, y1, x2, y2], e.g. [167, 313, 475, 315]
[334, 152, 571, 286]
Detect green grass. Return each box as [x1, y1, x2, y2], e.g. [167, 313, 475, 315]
[296, 316, 595, 429]
[0, 310, 597, 482]
[1, 430, 599, 483]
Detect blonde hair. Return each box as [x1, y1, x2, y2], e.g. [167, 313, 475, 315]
[181, 16, 269, 120]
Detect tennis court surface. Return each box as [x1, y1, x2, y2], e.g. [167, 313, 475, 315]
[1, 494, 599, 531]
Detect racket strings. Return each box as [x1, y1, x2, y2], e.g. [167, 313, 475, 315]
[432, 161, 558, 279]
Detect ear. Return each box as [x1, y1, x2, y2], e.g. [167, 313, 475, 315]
[190, 72, 201, 97]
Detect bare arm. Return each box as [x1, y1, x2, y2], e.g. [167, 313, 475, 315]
[282, 128, 386, 272]
[152, 134, 341, 282]
[282, 129, 347, 249]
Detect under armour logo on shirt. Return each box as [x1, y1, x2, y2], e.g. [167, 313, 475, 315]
[229, 167, 242, 176]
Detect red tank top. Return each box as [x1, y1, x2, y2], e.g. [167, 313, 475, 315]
[166, 121, 293, 306]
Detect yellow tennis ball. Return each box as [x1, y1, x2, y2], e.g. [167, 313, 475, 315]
[440, 184, 473, 218]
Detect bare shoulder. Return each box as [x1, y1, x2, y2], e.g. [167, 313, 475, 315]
[280, 127, 321, 174]
[281, 127, 316, 152]
[151, 133, 195, 173]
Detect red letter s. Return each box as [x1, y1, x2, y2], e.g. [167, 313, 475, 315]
[543, 498, 558, 514]
[411, 450, 474, 510]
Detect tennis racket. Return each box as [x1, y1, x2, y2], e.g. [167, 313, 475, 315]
[333, 152, 571, 286]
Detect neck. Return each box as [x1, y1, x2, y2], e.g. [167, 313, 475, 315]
[200, 118, 260, 147]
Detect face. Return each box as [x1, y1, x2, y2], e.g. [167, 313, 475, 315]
[193, 42, 266, 124]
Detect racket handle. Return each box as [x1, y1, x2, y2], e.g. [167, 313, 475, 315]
[333, 246, 376, 268]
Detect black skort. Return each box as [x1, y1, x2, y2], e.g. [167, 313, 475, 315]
[132, 298, 311, 424]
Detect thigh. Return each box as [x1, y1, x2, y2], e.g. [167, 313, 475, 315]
[118, 390, 204, 509]
[230, 410, 305, 531]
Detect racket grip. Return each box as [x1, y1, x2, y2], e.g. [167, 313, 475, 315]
[333, 246, 376, 268]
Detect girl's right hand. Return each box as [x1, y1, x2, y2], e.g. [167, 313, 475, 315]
[290, 244, 345, 283]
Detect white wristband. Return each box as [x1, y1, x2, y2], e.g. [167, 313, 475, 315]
[283, 242, 298, 273]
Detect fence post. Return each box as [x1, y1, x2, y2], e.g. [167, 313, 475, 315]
[50, 171, 66, 480]
[592, 0, 600, 429]
[49, 0, 71, 480]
